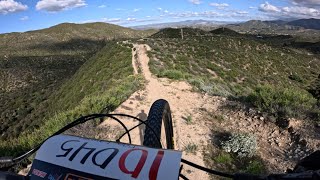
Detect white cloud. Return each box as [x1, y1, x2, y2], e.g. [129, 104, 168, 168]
[249, 6, 256, 9]
[102, 18, 121, 23]
[20, 15, 28, 20]
[189, 0, 201, 5]
[170, 11, 250, 19]
[167, 10, 249, 19]
[126, 17, 136, 21]
[36, 0, 87, 12]
[259, 1, 320, 18]
[259, 2, 281, 12]
[0, 0, 27, 14]
[157, 7, 162, 11]
[116, 8, 125, 11]
[133, 8, 141, 12]
[98, 5, 106, 8]
[290, 0, 320, 7]
[282, 6, 320, 17]
[236, 11, 249, 14]
[209, 3, 229, 9]
[164, 10, 169, 13]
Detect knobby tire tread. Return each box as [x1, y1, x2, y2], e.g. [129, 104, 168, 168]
[143, 99, 174, 149]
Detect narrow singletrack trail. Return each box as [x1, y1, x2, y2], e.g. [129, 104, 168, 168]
[100, 44, 222, 179]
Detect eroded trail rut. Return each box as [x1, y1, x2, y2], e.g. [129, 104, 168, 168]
[100, 44, 221, 179]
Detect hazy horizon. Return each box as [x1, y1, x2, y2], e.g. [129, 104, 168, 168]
[0, 0, 319, 34]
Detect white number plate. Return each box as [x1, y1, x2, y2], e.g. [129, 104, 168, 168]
[33, 135, 182, 180]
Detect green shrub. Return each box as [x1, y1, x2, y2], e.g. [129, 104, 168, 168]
[244, 160, 265, 175]
[187, 77, 232, 96]
[184, 143, 198, 154]
[289, 74, 303, 83]
[186, 115, 193, 124]
[188, 77, 204, 88]
[148, 59, 163, 76]
[213, 114, 225, 122]
[161, 69, 185, 80]
[247, 85, 317, 118]
[221, 133, 257, 158]
[214, 152, 233, 164]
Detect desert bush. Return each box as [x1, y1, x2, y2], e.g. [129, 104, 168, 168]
[185, 115, 193, 124]
[221, 133, 257, 158]
[205, 134, 266, 177]
[289, 74, 303, 83]
[148, 59, 163, 76]
[184, 143, 198, 154]
[161, 69, 185, 80]
[245, 160, 265, 175]
[214, 152, 233, 164]
[247, 85, 317, 118]
[188, 77, 232, 96]
[188, 77, 205, 88]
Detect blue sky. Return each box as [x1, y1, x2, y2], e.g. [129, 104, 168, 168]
[0, 0, 319, 34]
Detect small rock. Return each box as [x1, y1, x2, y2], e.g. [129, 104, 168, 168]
[300, 139, 307, 147]
[288, 127, 294, 133]
[259, 116, 264, 120]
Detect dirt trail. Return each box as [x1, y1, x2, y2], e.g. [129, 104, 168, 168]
[100, 44, 220, 179]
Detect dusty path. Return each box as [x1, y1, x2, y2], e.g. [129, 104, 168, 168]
[100, 44, 221, 179]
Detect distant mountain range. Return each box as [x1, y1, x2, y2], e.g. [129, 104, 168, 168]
[131, 20, 234, 30]
[287, 18, 320, 30]
[132, 18, 320, 31]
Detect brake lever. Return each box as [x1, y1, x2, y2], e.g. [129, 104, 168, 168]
[0, 157, 14, 171]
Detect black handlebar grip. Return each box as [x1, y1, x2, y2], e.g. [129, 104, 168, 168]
[0, 171, 26, 180]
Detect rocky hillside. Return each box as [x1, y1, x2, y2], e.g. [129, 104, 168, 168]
[150, 27, 209, 38]
[144, 28, 320, 95]
[226, 20, 320, 42]
[287, 18, 320, 30]
[0, 22, 155, 57]
[0, 23, 153, 141]
[0, 41, 143, 158]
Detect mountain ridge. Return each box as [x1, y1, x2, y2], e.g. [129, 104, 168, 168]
[131, 18, 320, 31]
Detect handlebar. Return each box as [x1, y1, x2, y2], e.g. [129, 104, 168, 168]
[0, 170, 319, 180]
[0, 113, 319, 180]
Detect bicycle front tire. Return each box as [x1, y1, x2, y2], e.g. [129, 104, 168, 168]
[143, 99, 174, 149]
